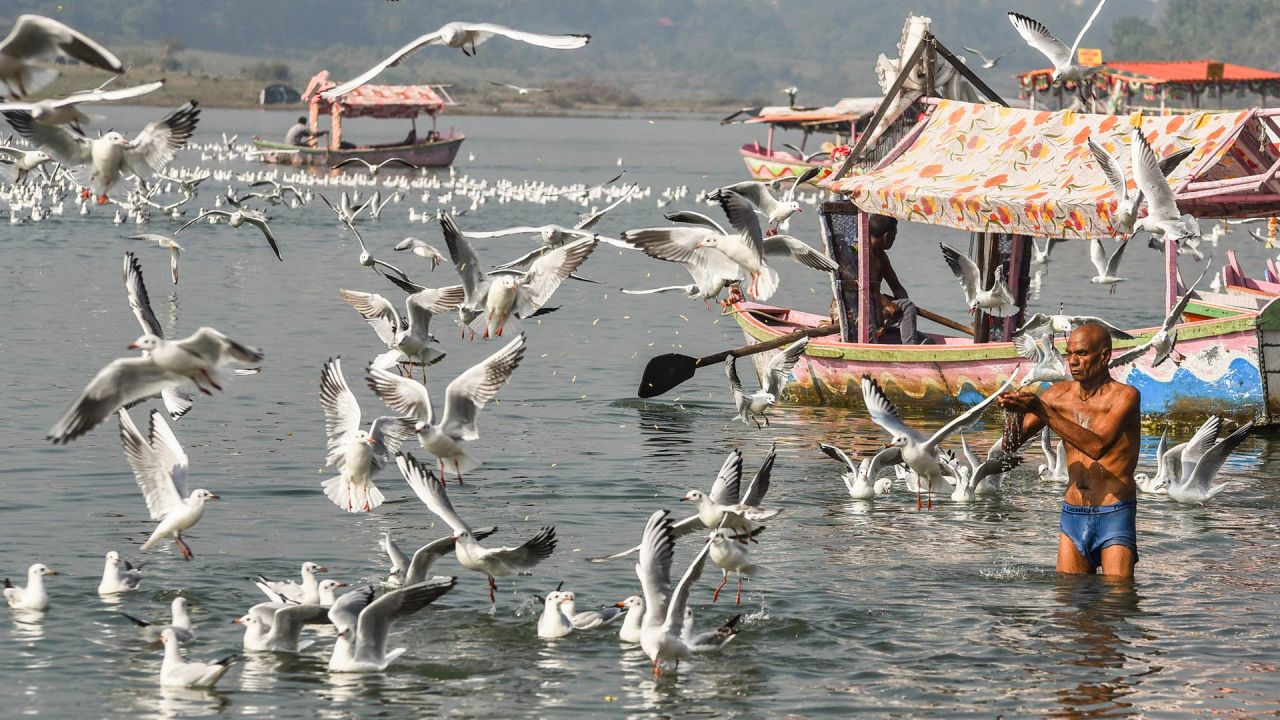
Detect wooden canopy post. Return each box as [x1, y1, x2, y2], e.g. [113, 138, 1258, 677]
[857, 211, 873, 343]
[1002, 234, 1031, 339]
[973, 232, 991, 343]
[1165, 236, 1180, 316]
[329, 103, 342, 151]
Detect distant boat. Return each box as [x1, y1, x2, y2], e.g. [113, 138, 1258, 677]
[721, 97, 880, 184]
[251, 70, 464, 169]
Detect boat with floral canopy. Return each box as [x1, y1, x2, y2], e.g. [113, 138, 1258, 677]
[251, 71, 464, 167]
[721, 97, 880, 184]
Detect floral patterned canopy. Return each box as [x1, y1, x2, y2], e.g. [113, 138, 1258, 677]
[303, 71, 446, 119]
[826, 99, 1256, 238]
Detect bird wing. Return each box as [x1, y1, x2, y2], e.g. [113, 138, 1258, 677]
[56, 80, 165, 108]
[381, 532, 409, 576]
[1088, 238, 1110, 276]
[1108, 339, 1153, 368]
[972, 454, 1022, 485]
[742, 442, 776, 507]
[1164, 261, 1212, 332]
[939, 243, 981, 304]
[664, 210, 728, 234]
[1008, 12, 1070, 67]
[175, 210, 231, 235]
[1, 15, 124, 73]
[1179, 415, 1222, 472]
[3, 109, 90, 165]
[1105, 239, 1127, 277]
[636, 510, 675, 625]
[440, 213, 488, 305]
[725, 356, 746, 410]
[762, 337, 809, 397]
[574, 184, 636, 230]
[515, 237, 597, 316]
[1012, 333, 1043, 361]
[962, 46, 991, 63]
[1068, 0, 1109, 58]
[461, 226, 552, 239]
[322, 30, 447, 99]
[366, 367, 434, 424]
[50, 357, 179, 444]
[355, 577, 456, 663]
[713, 188, 765, 257]
[707, 449, 743, 506]
[118, 409, 186, 520]
[719, 181, 775, 216]
[319, 358, 362, 466]
[1185, 423, 1252, 493]
[123, 251, 164, 338]
[463, 23, 591, 50]
[405, 285, 466, 342]
[339, 289, 400, 346]
[860, 375, 925, 443]
[396, 452, 471, 535]
[240, 213, 282, 261]
[439, 333, 526, 441]
[1087, 138, 1127, 199]
[367, 416, 417, 463]
[819, 443, 858, 473]
[761, 235, 839, 272]
[1130, 127, 1180, 221]
[123, 101, 200, 176]
[662, 538, 713, 637]
[484, 526, 557, 571]
[867, 446, 903, 480]
[269, 604, 330, 645]
[922, 371, 1019, 452]
[619, 226, 712, 264]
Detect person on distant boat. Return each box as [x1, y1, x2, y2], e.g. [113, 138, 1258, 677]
[998, 322, 1141, 580]
[832, 214, 928, 344]
[284, 116, 326, 147]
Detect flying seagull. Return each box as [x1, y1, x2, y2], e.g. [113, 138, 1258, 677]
[939, 242, 1019, 316]
[1008, 0, 1109, 86]
[0, 14, 125, 98]
[322, 23, 590, 99]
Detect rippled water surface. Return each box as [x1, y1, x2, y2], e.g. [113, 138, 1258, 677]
[2, 108, 1279, 718]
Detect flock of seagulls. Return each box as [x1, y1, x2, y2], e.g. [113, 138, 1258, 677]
[0, 5, 1269, 698]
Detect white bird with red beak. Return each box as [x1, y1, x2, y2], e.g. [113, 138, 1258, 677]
[254, 562, 330, 606]
[118, 409, 219, 561]
[537, 590, 576, 639]
[4, 100, 199, 204]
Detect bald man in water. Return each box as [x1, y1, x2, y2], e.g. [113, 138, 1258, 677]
[998, 322, 1141, 579]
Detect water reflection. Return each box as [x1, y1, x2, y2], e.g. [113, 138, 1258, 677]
[155, 687, 229, 719]
[10, 609, 46, 642]
[1048, 576, 1143, 719]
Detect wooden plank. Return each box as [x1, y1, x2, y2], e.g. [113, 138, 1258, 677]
[1002, 234, 1030, 339]
[857, 212, 873, 343]
[1165, 236, 1179, 316]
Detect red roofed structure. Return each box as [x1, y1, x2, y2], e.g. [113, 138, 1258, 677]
[1017, 59, 1280, 112]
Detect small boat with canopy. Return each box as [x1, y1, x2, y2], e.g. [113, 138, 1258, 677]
[251, 70, 465, 168]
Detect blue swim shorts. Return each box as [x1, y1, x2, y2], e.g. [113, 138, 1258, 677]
[1059, 499, 1138, 568]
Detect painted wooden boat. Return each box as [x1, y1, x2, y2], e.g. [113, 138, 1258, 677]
[738, 142, 826, 183]
[732, 299, 1280, 426]
[722, 97, 879, 185]
[250, 134, 464, 168]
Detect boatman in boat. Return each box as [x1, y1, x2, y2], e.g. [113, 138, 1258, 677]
[997, 322, 1141, 580]
[832, 215, 929, 344]
[284, 116, 327, 147]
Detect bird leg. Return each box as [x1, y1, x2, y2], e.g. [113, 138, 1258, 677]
[199, 369, 223, 392]
[454, 459, 464, 485]
[652, 659, 661, 678]
[713, 573, 728, 603]
[97, 194, 109, 205]
[487, 576, 497, 604]
[751, 415, 762, 430]
[763, 413, 771, 427]
[736, 574, 743, 605]
[80, 189, 91, 200]
[174, 536, 194, 561]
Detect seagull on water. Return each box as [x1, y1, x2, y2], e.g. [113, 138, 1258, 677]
[1008, 0, 1109, 87]
[49, 325, 263, 443]
[368, 333, 526, 482]
[254, 562, 328, 606]
[0, 14, 124, 97]
[537, 590, 576, 639]
[818, 442, 898, 500]
[861, 371, 1018, 508]
[120, 597, 195, 645]
[682, 609, 741, 653]
[159, 630, 238, 688]
[1167, 418, 1254, 505]
[97, 550, 144, 595]
[326, 578, 457, 672]
[939, 242, 1019, 316]
[118, 409, 219, 561]
[318, 357, 417, 513]
[397, 453, 557, 604]
[616, 596, 644, 643]
[726, 337, 809, 427]
[233, 601, 333, 653]
[4, 564, 56, 611]
[1134, 428, 1172, 494]
[322, 23, 590, 98]
[1037, 428, 1069, 483]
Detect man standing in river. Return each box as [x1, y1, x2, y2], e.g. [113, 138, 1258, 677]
[998, 322, 1140, 579]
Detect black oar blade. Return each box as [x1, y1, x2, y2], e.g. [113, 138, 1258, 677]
[638, 353, 698, 398]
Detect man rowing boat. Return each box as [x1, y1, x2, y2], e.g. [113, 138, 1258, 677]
[998, 322, 1140, 579]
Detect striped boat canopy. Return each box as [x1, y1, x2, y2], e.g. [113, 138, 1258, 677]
[826, 99, 1280, 238]
[303, 71, 447, 119]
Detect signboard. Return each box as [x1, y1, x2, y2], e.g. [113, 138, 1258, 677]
[1077, 48, 1103, 67]
[1207, 62, 1225, 80]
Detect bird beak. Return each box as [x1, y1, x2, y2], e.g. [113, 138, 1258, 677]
[336, 581, 347, 588]
[679, 496, 691, 502]
[883, 442, 894, 449]
[365, 437, 377, 445]
[614, 601, 627, 608]
[126, 342, 139, 349]
[315, 566, 328, 573]
[45, 569, 58, 575]
[231, 618, 242, 625]
[208, 494, 221, 500]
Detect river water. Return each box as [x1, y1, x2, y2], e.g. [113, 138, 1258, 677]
[1, 107, 1278, 718]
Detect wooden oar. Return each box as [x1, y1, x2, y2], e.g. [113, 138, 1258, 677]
[917, 307, 974, 337]
[638, 324, 839, 398]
